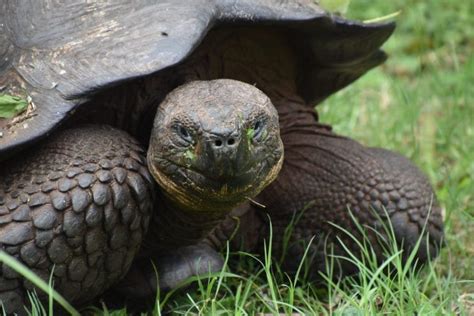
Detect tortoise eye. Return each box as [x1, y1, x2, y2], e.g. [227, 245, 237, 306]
[254, 120, 262, 132]
[176, 125, 193, 144]
[253, 120, 265, 141]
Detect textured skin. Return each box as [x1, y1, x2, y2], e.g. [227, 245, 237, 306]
[0, 126, 154, 314]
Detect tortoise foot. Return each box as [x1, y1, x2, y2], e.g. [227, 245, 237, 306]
[110, 243, 223, 306]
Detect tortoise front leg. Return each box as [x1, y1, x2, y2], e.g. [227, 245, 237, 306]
[0, 126, 153, 314]
[257, 114, 444, 277]
[108, 203, 261, 307]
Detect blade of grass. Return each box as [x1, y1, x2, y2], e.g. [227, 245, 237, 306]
[0, 251, 80, 316]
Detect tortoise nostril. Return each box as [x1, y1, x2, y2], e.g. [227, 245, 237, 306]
[215, 139, 223, 147]
[227, 138, 235, 145]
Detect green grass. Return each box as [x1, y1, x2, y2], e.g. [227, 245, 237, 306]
[93, 210, 467, 315]
[1, 0, 472, 314]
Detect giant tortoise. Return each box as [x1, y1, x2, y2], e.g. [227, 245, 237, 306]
[0, 0, 444, 313]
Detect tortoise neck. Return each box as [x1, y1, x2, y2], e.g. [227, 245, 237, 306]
[143, 191, 233, 252]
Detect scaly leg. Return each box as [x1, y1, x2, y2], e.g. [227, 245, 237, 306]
[0, 126, 154, 314]
[257, 112, 444, 277]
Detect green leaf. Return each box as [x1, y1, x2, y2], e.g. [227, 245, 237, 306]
[246, 127, 255, 140]
[0, 94, 28, 119]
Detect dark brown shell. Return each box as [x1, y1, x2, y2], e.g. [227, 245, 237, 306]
[0, 0, 394, 159]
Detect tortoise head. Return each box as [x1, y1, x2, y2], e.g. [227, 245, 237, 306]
[147, 79, 283, 212]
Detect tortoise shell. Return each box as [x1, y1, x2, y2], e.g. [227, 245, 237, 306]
[0, 0, 394, 159]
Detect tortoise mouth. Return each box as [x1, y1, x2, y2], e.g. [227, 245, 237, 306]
[147, 148, 283, 212]
[151, 156, 278, 202]
[162, 156, 259, 185]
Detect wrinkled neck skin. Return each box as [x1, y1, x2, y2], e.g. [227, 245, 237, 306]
[141, 175, 250, 253]
[144, 191, 235, 252]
